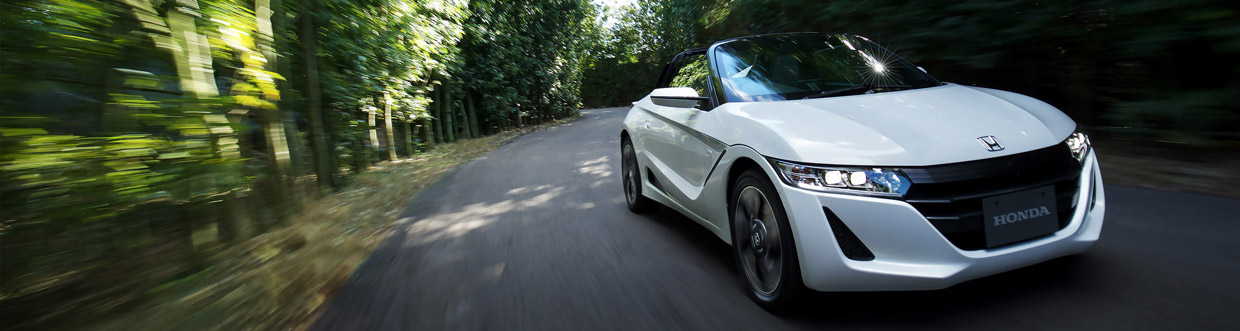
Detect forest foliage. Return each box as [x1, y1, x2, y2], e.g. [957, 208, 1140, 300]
[0, 0, 595, 326]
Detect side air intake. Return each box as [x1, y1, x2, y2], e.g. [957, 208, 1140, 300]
[646, 168, 665, 192]
[824, 207, 875, 261]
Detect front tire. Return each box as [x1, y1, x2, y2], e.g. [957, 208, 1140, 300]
[621, 139, 655, 213]
[730, 169, 806, 311]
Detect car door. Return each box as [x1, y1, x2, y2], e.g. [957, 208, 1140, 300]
[639, 53, 727, 213]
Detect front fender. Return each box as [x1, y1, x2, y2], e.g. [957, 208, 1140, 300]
[701, 144, 787, 245]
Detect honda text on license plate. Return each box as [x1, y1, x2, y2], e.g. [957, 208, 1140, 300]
[982, 186, 1059, 248]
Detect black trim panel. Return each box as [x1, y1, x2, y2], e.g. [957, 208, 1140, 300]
[902, 144, 1085, 251]
[901, 144, 1079, 184]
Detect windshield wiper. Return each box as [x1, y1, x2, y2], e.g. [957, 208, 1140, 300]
[871, 84, 919, 91]
[803, 84, 872, 99]
[802, 83, 929, 99]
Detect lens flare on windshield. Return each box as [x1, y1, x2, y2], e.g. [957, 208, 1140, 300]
[856, 47, 907, 87]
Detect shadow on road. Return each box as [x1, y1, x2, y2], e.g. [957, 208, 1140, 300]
[637, 206, 737, 274]
[788, 256, 1094, 323]
[638, 203, 1102, 327]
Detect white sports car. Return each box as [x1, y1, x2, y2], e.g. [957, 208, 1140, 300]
[619, 33, 1105, 310]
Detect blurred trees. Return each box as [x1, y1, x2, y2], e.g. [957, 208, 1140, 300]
[460, 0, 595, 129]
[581, 0, 1240, 144]
[0, 0, 594, 327]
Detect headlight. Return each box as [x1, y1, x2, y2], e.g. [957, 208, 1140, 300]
[770, 159, 911, 196]
[1065, 131, 1091, 163]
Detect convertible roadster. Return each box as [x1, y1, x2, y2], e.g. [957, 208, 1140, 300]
[619, 33, 1105, 310]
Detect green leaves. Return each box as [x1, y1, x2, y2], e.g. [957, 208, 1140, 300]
[313, 0, 467, 122]
[0, 1, 608, 328]
[456, 0, 593, 123]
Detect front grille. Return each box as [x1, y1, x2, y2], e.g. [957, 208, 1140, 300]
[903, 144, 1083, 250]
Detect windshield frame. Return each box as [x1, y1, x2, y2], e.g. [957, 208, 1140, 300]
[706, 33, 941, 104]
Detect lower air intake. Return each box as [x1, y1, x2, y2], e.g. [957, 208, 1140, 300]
[824, 207, 875, 261]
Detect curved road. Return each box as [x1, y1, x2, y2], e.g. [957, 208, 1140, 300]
[313, 108, 1240, 330]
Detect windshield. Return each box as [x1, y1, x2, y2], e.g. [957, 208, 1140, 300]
[712, 34, 941, 102]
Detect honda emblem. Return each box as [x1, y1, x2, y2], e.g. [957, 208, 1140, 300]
[977, 136, 1004, 151]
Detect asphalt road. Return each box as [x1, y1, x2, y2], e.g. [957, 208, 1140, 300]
[313, 107, 1240, 330]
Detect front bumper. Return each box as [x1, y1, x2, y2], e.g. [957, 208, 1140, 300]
[781, 153, 1105, 292]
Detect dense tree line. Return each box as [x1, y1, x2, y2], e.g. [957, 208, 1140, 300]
[0, 0, 593, 324]
[582, 0, 1239, 144]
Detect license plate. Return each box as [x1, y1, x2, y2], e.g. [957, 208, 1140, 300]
[982, 186, 1059, 248]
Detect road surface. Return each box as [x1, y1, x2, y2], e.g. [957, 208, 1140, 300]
[313, 107, 1240, 330]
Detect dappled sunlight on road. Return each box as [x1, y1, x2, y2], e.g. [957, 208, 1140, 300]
[576, 155, 613, 178]
[577, 154, 618, 189]
[401, 185, 566, 247]
[505, 184, 554, 196]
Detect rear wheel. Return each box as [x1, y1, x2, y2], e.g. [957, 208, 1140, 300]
[731, 169, 806, 311]
[621, 139, 655, 213]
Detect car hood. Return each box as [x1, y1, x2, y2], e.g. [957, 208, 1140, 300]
[704, 84, 1077, 166]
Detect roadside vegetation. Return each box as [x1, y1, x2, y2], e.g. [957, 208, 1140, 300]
[1, 0, 592, 329]
[89, 120, 570, 330]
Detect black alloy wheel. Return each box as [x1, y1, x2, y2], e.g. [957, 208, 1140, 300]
[622, 139, 655, 213]
[731, 168, 806, 311]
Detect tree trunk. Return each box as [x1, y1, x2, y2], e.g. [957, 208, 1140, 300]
[433, 85, 444, 144]
[219, 190, 255, 241]
[458, 89, 471, 139]
[466, 92, 480, 137]
[404, 121, 414, 157]
[255, 0, 293, 218]
[444, 83, 456, 142]
[422, 118, 434, 150]
[367, 101, 379, 163]
[166, 0, 218, 99]
[282, 111, 304, 181]
[384, 91, 397, 161]
[299, 0, 334, 191]
[271, 0, 305, 190]
[153, 0, 238, 159]
[353, 138, 366, 173]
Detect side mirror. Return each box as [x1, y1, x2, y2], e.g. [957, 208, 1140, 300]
[650, 87, 709, 109]
[918, 66, 928, 73]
